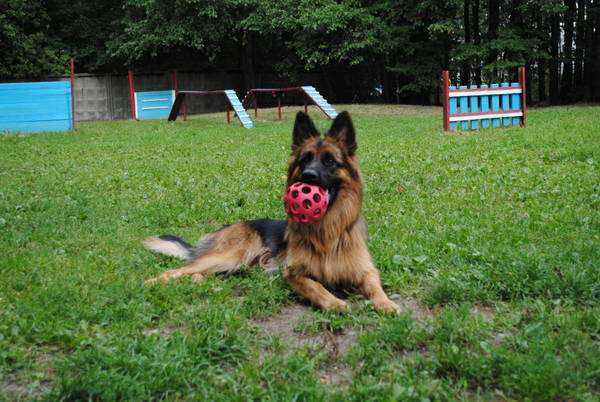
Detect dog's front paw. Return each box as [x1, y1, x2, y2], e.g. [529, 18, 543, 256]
[322, 298, 349, 312]
[373, 298, 401, 314]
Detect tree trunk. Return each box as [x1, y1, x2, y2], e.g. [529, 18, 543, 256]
[510, 0, 524, 82]
[538, 14, 547, 103]
[561, 0, 576, 102]
[472, 0, 481, 84]
[242, 32, 256, 94]
[593, 0, 600, 101]
[549, 14, 561, 104]
[583, 0, 594, 101]
[486, 0, 500, 81]
[525, 62, 532, 104]
[461, 0, 472, 85]
[574, 0, 587, 100]
[538, 60, 547, 103]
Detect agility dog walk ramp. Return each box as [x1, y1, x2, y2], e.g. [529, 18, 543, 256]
[224, 90, 253, 128]
[168, 90, 253, 128]
[301, 86, 338, 119]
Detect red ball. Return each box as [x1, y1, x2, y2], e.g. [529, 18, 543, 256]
[284, 182, 329, 223]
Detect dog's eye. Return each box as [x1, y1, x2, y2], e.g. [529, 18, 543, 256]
[300, 153, 313, 168]
[322, 154, 337, 168]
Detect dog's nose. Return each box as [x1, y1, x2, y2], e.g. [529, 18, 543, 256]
[300, 169, 318, 183]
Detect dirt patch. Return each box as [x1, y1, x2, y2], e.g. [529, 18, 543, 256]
[471, 304, 497, 321]
[143, 325, 179, 337]
[253, 304, 358, 386]
[2, 346, 59, 400]
[389, 294, 433, 321]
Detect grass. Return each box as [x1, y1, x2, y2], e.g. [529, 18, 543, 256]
[1, 104, 599, 400]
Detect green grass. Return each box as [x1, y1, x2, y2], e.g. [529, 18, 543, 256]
[1, 104, 599, 400]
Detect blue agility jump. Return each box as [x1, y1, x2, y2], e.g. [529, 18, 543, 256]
[0, 81, 74, 134]
[134, 90, 175, 120]
[442, 67, 527, 131]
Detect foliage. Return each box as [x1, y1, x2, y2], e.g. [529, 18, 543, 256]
[1, 0, 599, 99]
[244, 0, 389, 70]
[0, 0, 69, 78]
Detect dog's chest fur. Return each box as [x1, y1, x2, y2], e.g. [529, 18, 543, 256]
[284, 216, 371, 285]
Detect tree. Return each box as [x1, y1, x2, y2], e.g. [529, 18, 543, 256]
[0, 0, 68, 78]
[472, 0, 482, 84]
[461, 0, 472, 84]
[561, 0, 576, 102]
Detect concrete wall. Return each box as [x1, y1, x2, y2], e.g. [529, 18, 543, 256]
[74, 74, 130, 121]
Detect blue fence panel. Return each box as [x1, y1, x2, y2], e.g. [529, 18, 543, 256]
[449, 86, 457, 130]
[501, 83, 511, 126]
[135, 90, 175, 120]
[0, 81, 73, 133]
[459, 85, 469, 130]
[510, 82, 521, 126]
[490, 84, 500, 128]
[469, 84, 479, 130]
[480, 84, 490, 128]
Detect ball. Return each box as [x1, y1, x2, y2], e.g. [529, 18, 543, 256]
[284, 182, 329, 223]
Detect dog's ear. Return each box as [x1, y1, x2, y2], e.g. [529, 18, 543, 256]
[327, 111, 356, 155]
[292, 111, 320, 149]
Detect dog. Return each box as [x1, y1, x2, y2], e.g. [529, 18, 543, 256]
[144, 111, 399, 314]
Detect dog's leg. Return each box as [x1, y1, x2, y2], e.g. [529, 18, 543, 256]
[358, 269, 400, 314]
[145, 252, 242, 284]
[285, 271, 349, 312]
[145, 222, 268, 285]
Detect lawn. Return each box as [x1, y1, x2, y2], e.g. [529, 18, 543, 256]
[1, 104, 599, 401]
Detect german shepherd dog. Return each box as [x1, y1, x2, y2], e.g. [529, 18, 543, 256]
[144, 111, 399, 313]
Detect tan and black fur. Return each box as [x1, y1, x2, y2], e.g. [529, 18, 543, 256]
[144, 111, 399, 314]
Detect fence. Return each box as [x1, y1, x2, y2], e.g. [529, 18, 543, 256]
[75, 70, 326, 122]
[442, 67, 527, 131]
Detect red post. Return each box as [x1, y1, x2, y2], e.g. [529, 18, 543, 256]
[128, 70, 136, 120]
[518, 66, 527, 127]
[254, 96, 258, 117]
[277, 97, 282, 120]
[226, 104, 231, 124]
[69, 58, 76, 129]
[442, 70, 450, 131]
[171, 70, 178, 93]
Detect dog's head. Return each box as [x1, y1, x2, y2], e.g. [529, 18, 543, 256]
[287, 111, 361, 208]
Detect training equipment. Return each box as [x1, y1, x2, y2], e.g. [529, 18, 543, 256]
[284, 182, 329, 224]
[442, 67, 527, 131]
[127, 70, 253, 127]
[242, 86, 337, 120]
[168, 89, 253, 128]
[128, 70, 177, 120]
[0, 59, 75, 134]
[134, 90, 175, 120]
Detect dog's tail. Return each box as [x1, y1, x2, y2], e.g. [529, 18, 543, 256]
[143, 234, 214, 261]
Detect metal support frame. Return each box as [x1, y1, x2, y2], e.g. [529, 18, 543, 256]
[518, 66, 527, 127]
[69, 58, 76, 129]
[442, 70, 450, 131]
[167, 90, 240, 125]
[241, 87, 333, 120]
[128, 70, 136, 120]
